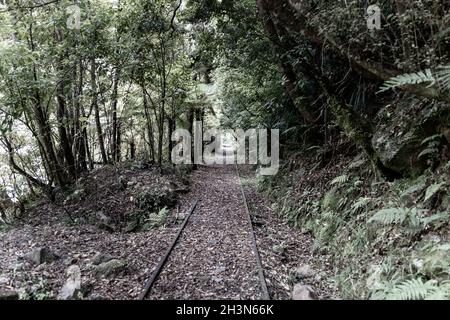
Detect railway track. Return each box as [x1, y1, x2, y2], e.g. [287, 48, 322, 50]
[235, 164, 270, 300]
[138, 165, 270, 300]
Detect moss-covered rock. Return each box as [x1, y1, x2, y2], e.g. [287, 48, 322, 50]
[373, 99, 450, 177]
[136, 187, 176, 213]
[94, 259, 127, 278]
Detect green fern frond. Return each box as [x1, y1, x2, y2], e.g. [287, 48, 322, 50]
[351, 197, 371, 213]
[434, 244, 450, 252]
[369, 208, 409, 224]
[400, 179, 427, 199]
[379, 69, 435, 93]
[330, 174, 348, 186]
[418, 148, 439, 159]
[421, 134, 444, 146]
[322, 189, 339, 211]
[435, 65, 450, 90]
[348, 159, 365, 169]
[421, 212, 450, 228]
[424, 183, 445, 202]
[424, 288, 450, 300]
[386, 279, 439, 300]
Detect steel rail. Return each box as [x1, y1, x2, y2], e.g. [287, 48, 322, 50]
[235, 164, 271, 300]
[138, 199, 199, 300]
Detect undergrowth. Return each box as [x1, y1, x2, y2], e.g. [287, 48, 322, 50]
[259, 153, 450, 300]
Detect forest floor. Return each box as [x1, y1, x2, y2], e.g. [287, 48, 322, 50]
[0, 164, 335, 300]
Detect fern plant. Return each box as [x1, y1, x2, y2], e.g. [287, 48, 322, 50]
[424, 182, 446, 202]
[374, 278, 449, 300]
[418, 134, 444, 161]
[379, 69, 435, 92]
[351, 197, 371, 214]
[330, 174, 348, 186]
[369, 207, 413, 224]
[435, 65, 450, 90]
[379, 65, 450, 92]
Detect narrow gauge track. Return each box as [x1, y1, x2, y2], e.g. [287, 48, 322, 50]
[138, 165, 270, 300]
[235, 164, 270, 300]
[138, 200, 199, 300]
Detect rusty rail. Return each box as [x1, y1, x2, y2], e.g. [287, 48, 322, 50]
[138, 200, 199, 300]
[235, 164, 271, 300]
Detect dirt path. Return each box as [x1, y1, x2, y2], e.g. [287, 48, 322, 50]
[147, 165, 263, 300]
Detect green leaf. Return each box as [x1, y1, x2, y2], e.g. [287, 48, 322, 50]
[330, 174, 348, 186]
[369, 208, 408, 224]
[424, 183, 445, 202]
[385, 279, 439, 300]
[379, 69, 436, 93]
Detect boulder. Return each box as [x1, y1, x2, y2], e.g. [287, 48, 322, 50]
[373, 99, 450, 176]
[127, 178, 138, 188]
[136, 187, 176, 213]
[94, 259, 127, 278]
[292, 284, 318, 300]
[118, 175, 128, 190]
[89, 293, 106, 300]
[176, 211, 187, 221]
[92, 252, 115, 266]
[66, 189, 85, 203]
[124, 219, 139, 233]
[23, 247, 59, 265]
[57, 265, 82, 300]
[95, 211, 115, 232]
[0, 289, 19, 300]
[294, 264, 314, 278]
[366, 264, 383, 291]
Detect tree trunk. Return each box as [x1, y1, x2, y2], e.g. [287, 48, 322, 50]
[54, 28, 76, 181]
[91, 59, 108, 165]
[116, 121, 122, 162]
[142, 86, 155, 163]
[56, 74, 76, 180]
[74, 59, 87, 173]
[111, 67, 120, 163]
[168, 117, 175, 163]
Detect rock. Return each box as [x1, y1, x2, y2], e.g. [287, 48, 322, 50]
[136, 188, 176, 213]
[292, 284, 318, 300]
[11, 263, 24, 271]
[211, 276, 223, 283]
[127, 178, 138, 188]
[23, 247, 59, 265]
[373, 100, 450, 176]
[63, 257, 78, 266]
[0, 276, 9, 285]
[118, 176, 128, 190]
[272, 244, 286, 255]
[57, 265, 82, 300]
[66, 189, 85, 203]
[366, 265, 383, 291]
[92, 252, 115, 266]
[0, 289, 19, 300]
[124, 220, 139, 233]
[95, 211, 115, 232]
[89, 293, 106, 300]
[94, 259, 127, 278]
[295, 264, 314, 278]
[176, 212, 187, 221]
